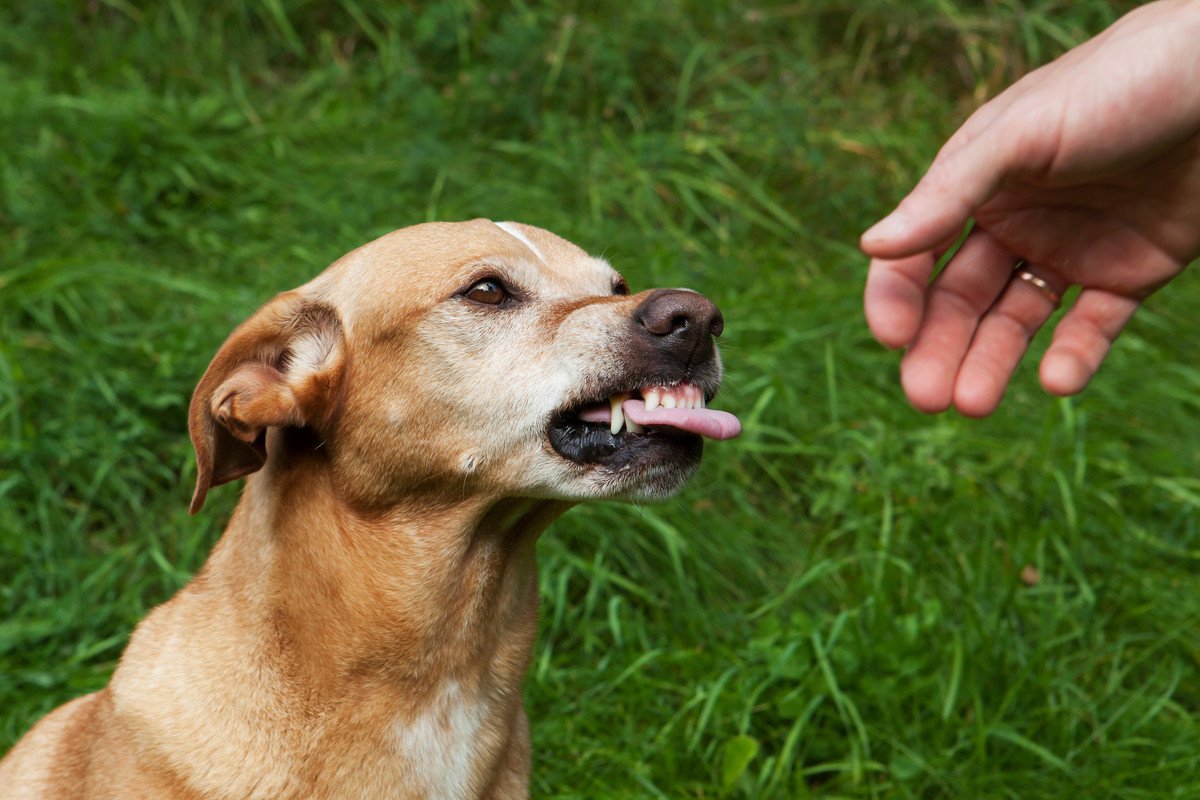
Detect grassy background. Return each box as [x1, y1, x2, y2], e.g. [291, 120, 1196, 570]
[3, 0, 1199, 797]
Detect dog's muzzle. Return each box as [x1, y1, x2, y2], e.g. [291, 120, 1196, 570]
[546, 289, 739, 469]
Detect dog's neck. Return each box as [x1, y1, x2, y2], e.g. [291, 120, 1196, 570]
[208, 456, 567, 696]
[151, 440, 570, 797]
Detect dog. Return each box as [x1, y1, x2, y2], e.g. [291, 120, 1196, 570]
[0, 220, 740, 799]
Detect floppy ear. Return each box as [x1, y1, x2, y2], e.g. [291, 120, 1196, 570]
[188, 292, 345, 514]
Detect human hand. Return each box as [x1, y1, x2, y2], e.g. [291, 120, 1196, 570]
[861, 0, 1200, 416]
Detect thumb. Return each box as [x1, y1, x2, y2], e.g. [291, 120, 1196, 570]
[861, 126, 1013, 259]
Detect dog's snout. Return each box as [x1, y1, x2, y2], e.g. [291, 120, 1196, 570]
[634, 289, 723, 365]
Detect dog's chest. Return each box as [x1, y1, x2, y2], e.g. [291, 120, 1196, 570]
[390, 680, 490, 800]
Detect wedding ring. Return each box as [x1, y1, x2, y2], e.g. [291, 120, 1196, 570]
[1013, 268, 1061, 306]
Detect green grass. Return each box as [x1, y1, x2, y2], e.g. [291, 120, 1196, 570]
[3, 0, 1199, 797]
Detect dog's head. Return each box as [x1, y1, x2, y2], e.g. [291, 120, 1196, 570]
[187, 220, 739, 513]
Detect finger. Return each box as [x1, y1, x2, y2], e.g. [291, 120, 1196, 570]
[860, 123, 1015, 260]
[952, 265, 1066, 417]
[1040, 289, 1140, 396]
[900, 232, 1016, 412]
[863, 252, 937, 349]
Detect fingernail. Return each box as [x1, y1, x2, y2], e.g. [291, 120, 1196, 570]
[862, 209, 910, 245]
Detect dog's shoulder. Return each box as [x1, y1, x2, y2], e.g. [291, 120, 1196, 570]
[0, 690, 107, 799]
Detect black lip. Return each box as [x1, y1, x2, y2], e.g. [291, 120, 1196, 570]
[547, 417, 703, 468]
[545, 371, 718, 468]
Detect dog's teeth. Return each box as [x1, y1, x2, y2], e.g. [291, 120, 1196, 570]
[699, 395, 706, 408]
[662, 394, 677, 409]
[644, 390, 660, 411]
[610, 394, 627, 434]
[627, 419, 645, 434]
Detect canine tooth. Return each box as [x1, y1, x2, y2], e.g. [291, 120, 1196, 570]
[644, 390, 661, 411]
[610, 394, 627, 434]
[627, 419, 645, 434]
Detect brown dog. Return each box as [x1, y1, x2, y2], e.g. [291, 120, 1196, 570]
[0, 220, 740, 799]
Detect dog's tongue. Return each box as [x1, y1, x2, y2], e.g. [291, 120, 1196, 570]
[577, 399, 741, 440]
[622, 399, 741, 440]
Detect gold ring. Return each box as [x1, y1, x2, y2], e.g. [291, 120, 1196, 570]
[1014, 269, 1061, 306]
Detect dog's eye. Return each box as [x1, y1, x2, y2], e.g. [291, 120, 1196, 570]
[613, 279, 629, 296]
[464, 280, 508, 305]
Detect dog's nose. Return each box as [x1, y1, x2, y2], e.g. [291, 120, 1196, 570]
[634, 289, 724, 365]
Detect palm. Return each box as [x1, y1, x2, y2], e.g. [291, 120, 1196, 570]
[884, 145, 1200, 416]
[974, 134, 1200, 298]
[861, 0, 1200, 415]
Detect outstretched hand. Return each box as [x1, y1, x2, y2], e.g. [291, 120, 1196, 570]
[861, 0, 1200, 416]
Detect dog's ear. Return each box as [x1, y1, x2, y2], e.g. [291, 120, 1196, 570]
[188, 293, 345, 514]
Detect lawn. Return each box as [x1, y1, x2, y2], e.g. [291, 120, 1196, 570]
[3, 1, 1199, 797]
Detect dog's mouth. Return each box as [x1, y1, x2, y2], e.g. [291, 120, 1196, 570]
[547, 381, 740, 467]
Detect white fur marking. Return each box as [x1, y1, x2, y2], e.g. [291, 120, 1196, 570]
[289, 330, 337, 374]
[393, 681, 484, 800]
[494, 221, 546, 264]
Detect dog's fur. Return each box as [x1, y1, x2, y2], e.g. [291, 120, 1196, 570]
[0, 220, 727, 799]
